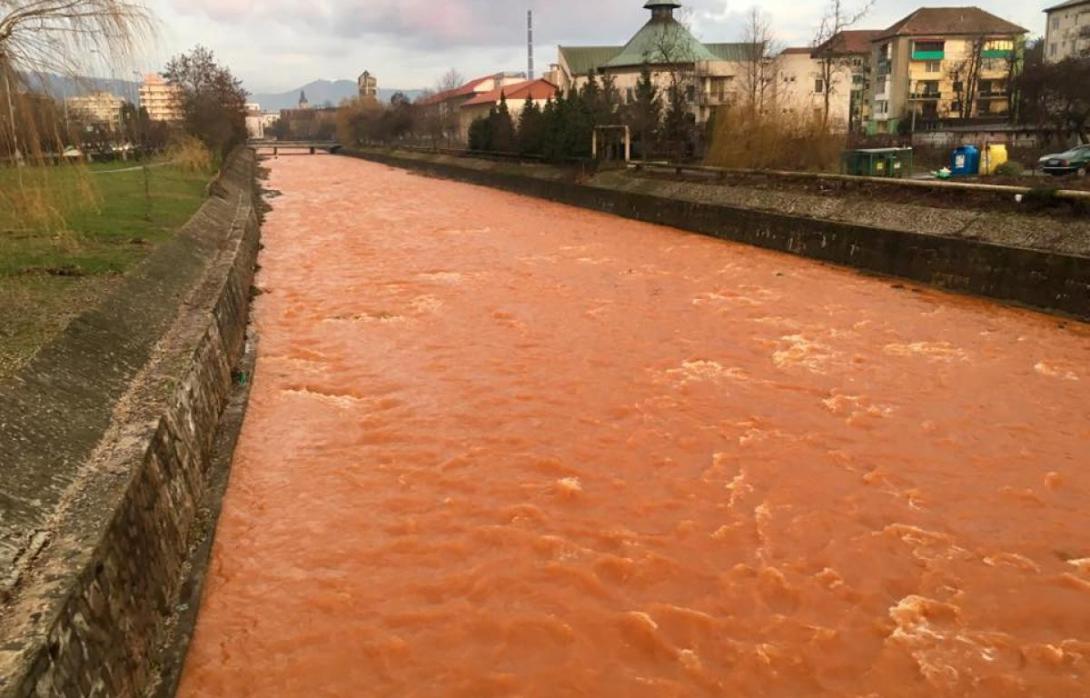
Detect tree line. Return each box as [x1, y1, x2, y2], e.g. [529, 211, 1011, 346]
[337, 67, 698, 162]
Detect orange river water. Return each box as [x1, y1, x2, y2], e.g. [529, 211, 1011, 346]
[178, 154, 1090, 697]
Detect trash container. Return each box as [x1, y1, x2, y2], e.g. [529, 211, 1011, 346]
[883, 148, 913, 179]
[951, 145, 980, 177]
[842, 148, 913, 178]
[978, 143, 1008, 176]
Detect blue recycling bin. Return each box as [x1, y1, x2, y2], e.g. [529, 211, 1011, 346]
[951, 145, 980, 177]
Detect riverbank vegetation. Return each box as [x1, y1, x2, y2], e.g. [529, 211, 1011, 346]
[2, 0, 248, 377]
[0, 160, 211, 377]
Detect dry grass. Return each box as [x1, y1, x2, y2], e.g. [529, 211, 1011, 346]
[0, 164, 99, 231]
[168, 135, 214, 173]
[706, 106, 847, 172]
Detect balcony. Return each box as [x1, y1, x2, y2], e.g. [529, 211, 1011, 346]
[911, 50, 945, 61]
[909, 92, 943, 101]
[978, 90, 1009, 100]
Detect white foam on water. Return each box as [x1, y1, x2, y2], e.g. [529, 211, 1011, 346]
[883, 341, 968, 362]
[1034, 362, 1079, 381]
[772, 335, 837, 374]
[410, 295, 443, 313]
[665, 360, 748, 386]
[416, 271, 464, 284]
[281, 387, 364, 409]
[555, 477, 583, 495]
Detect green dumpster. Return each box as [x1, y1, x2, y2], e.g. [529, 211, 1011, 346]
[841, 148, 913, 178]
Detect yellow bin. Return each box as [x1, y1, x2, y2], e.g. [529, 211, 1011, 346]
[978, 143, 1009, 175]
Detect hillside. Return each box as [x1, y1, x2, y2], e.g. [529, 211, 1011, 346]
[20, 73, 423, 111]
[250, 80, 424, 111]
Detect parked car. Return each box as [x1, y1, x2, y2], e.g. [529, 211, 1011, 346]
[1038, 144, 1090, 177]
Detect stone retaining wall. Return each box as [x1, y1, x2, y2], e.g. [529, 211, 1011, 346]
[0, 150, 261, 696]
[344, 149, 1090, 321]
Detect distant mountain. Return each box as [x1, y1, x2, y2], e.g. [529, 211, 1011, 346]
[249, 80, 424, 112]
[20, 72, 141, 101]
[20, 72, 424, 112]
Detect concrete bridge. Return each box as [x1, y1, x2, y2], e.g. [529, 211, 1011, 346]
[247, 139, 342, 155]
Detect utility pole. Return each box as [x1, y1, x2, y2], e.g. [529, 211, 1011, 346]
[527, 9, 535, 80]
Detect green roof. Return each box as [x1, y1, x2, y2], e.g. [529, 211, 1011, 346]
[559, 46, 623, 75]
[602, 17, 718, 68]
[704, 42, 754, 61]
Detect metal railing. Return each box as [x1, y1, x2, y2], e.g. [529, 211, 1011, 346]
[626, 160, 1090, 202]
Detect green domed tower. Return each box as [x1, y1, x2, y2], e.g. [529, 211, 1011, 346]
[604, 1, 717, 68]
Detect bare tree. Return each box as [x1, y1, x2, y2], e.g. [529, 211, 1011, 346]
[950, 37, 984, 120]
[437, 69, 464, 93]
[740, 7, 776, 114]
[811, 0, 873, 132]
[432, 68, 465, 145]
[0, 0, 151, 163]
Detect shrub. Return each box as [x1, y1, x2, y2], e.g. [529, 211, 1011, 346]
[705, 105, 846, 172]
[995, 161, 1024, 177]
[168, 135, 214, 173]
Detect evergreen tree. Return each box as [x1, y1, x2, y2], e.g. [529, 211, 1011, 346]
[517, 95, 545, 155]
[565, 86, 594, 158]
[599, 73, 623, 124]
[490, 92, 517, 152]
[541, 95, 562, 160]
[468, 110, 494, 151]
[624, 64, 662, 159]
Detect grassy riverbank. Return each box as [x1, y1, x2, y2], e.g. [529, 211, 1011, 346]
[0, 161, 211, 377]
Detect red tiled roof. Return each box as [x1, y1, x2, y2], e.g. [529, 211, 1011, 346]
[874, 7, 1027, 41]
[417, 76, 493, 106]
[780, 47, 813, 55]
[461, 79, 558, 107]
[814, 29, 883, 55]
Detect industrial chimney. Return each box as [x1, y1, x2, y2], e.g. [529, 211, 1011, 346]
[527, 10, 535, 80]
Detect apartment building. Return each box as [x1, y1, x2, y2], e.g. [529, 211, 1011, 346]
[138, 74, 183, 123]
[65, 92, 126, 131]
[867, 7, 1026, 134]
[1044, 0, 1090, 62]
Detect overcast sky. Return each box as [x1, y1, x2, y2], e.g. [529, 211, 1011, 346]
[137, 0, 1051, 94]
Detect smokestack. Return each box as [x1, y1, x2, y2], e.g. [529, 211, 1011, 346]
[527, 10, 535, 80]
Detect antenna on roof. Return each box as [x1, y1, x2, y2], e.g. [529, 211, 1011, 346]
[527, 9, 535, 80]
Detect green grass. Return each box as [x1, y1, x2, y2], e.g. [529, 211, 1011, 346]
[0, 160, 210, 377]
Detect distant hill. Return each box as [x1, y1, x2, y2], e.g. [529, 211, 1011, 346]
[20, 72, 140, 100]
[250, 80, 424, 112]
[19, 73, 423, 111]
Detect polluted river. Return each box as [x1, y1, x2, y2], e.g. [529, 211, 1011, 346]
[178, 154, 1090, 697]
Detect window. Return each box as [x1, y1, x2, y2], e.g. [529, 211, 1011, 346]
[925, 60, 941, 73]
[1050, 43, 1058, 56]
[814, 79, 825, 93]
[626, 87, 635, 103]
[1053, 17, 1061, 30]
[914, 40, 944, 53]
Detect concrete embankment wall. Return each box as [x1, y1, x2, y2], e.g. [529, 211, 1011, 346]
[344, 149, 1090, 321]
[0, 150, 261, 696]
